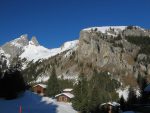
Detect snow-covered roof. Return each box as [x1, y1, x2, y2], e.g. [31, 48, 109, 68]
[55, 93, 74, 99]
[63, 88, 73, 92]
[144, 84, 150, 92]
[101, 102, 120, 107]
[108, 102, 120, 106]
[33, 84, 47, 88]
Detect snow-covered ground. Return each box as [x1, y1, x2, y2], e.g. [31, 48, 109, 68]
[83, 26, 127, 33]
[117, 87, 129, 101]
[0, 91, 77, 113]
[82, 26, 145, 37]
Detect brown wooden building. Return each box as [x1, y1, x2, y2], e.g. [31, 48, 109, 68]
[33, 84, 47, 95]
[55, 93, 74, 102]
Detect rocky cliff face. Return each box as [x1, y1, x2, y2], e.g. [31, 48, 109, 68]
[0, 34, 29, 61]
[76, 26, 150, 85]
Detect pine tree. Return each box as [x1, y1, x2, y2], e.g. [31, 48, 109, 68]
[126, 87, 137, 110]
[58, 79, 73, 91]
[11, 55, 22, 71]
[72, 74, 88, 112]
[119, 95, 126, 111]
[137, 74, 148, 104]
[46, 67, 60, 97]
[87, 86, 101, 113]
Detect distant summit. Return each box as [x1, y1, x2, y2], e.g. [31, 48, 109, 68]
[0, 34, 78, 64]
[30, 36, 39, 46]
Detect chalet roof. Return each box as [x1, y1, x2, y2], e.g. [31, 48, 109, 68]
[101, 102, 120, 107]
[33, 84, 47, 88]
[55, 93, 74, 99]
[63, 88, 73, 92]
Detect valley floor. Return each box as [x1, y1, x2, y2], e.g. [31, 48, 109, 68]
[0, 91, 77, 113]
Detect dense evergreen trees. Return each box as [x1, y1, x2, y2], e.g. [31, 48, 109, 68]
[0, 70, 26, 99]
[46, 67, 60, 97]
[72, 71, 120, 113]
[58, 79, 74, 91]
[120, 74, 149, 111]
[137, 74, 148, 104]
[125, 36, 150, 55]
[125, 87, 138, 110]
[119, 95, 126, 111]
[73, 74, 88, 112]
[0, 54, 27, 99]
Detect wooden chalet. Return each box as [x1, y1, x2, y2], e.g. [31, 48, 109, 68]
[33, 84, 47, 96]
[55, 88, 74, 102]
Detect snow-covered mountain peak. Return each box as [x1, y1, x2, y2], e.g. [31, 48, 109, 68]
[20, 43, 51, 62]
[0, 33, 79, 63]
[20, 40, 79, 62]
[10, 34, 29, 47]
[30, 36, 39, 46]
[10, 34, 40, 48]
[20, 34, 28, 40]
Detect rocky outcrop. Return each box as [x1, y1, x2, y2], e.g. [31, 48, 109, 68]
[0, 34, 40, 62]
[0, 34, 29, 61]
[31, 36, 39, 46]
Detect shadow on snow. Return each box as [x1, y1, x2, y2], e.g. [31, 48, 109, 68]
[0, 91, 58, 113]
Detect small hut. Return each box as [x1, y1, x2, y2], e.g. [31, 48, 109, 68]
[33, 84, 47, 95]
[55, 93, 74, 102]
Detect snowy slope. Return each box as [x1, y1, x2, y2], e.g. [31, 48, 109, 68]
[117, 87, 129, 101]
[0, 91, 77, 113]
[117, 87, 141, 101]
[83, 26, 127, 33]
[83, 26, 145, 37]
[20, 41, 52, 62]
[20, 40, 79, 62]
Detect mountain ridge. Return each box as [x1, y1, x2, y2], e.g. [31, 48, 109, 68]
[1, 25, 150, 87]
[0, 34, 78, 63]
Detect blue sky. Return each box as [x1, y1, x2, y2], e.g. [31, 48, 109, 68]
[0, 0, 150, 48]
